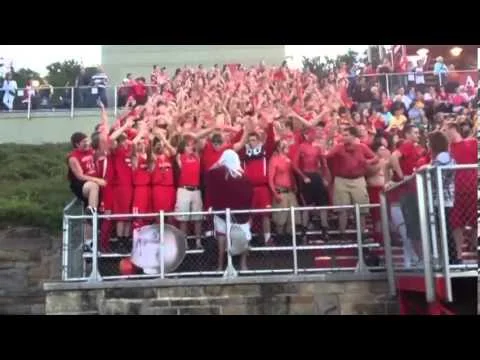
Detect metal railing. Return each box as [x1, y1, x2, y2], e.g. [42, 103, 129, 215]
[1, 70, 477, 120]
[61, 203, 385, 282]
[380, 163, 479, 303]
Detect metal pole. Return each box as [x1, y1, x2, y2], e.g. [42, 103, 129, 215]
[425, 171, 440, 269]
[290, 207, 298, 275]
[88, 208, 102, 282]
[415, 173, 435, 303]
[354, 203, 369, 274]
[70, 86, 75, 119]
[114, 86, 118, 118]
[435, 167, 453, 302]
[385, 74, 390, 99]
[438, 73, 442, 87]
[380, 192, 396, 296]
[62, 215, 69, 281]
[160, 211, 165, 279]
[224, 208, 237, 278]
[27, 92, 31, 120]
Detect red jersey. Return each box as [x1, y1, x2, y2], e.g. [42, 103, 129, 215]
[67, 149, 96, 181]
[178, 153, 201, 187]
[132, 155, 151, 186]
[151, 154, 175, 186]
[113, 143, 133, 186]
[96, 153, 115, 184]
[450, 138, 478, 191]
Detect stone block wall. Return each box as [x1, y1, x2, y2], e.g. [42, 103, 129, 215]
[0, 227, 61, 314]
[45, 276, 399, 315]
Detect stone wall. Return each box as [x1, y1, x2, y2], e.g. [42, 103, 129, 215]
[44, 275, 399, 315]
[0, 227, 61, 314]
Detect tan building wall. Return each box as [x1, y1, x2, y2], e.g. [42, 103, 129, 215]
[101, 45, 286, 85]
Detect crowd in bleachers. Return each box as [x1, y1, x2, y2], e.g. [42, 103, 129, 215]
[66, 59, 478, 271]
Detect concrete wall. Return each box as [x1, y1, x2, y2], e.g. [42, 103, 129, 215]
[102, 45, 286, 85]
[0, 112, 111, 144]
[0, 227, 61, 315]
[44, 275, 398, 315]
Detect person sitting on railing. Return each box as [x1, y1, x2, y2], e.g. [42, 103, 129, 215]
[206, 149, 254, 271]
[67, 131, 107, 250]
[325, 126, 378, 241]
[433, 57, 448, 89]
[445, 122, 478, 261]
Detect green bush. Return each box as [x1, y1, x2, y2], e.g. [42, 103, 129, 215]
[0, 143, 73, 232]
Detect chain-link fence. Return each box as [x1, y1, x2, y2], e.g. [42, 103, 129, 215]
[62, 203, 387, 281]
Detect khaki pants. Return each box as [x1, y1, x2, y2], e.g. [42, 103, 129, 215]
[272, 191, 301, 233]
[333, 177, 369, 214]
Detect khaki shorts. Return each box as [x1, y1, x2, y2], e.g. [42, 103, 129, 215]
[333, 177, 369, 214]
[174, 188, 203, 221]
[272, 191, 301, 232]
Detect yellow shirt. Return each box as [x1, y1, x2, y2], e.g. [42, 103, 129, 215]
[387, 115, 407, 131]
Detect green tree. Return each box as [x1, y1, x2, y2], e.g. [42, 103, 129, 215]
[45, 59, 82, 87]
[12, 68, 41, 88]
[302, 50, 359, 79]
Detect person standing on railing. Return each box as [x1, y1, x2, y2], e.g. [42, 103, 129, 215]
[91, 67, 108, 107]
[326, 126, 378, 241]
[445, 122, 478, 259]
[206, 149, 253, 272]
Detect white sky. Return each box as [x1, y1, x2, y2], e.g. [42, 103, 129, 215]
[0, 45, 368, 76]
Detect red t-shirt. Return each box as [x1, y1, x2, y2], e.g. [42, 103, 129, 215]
[113, 143, 133, 186]
[67, 149, 96, 181]
[393, 141, 420, 181]
[151, 154, 175, 186]
[201, 141, 232, 173]
[178, 153, 201, 187]
[450, 138, 478, 193]
[205, 167, 253, 223]
[132, 155, 151, 186]
[327, 143, 376, 179]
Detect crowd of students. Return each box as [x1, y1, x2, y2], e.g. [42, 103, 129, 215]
[66, 60, 478, 270]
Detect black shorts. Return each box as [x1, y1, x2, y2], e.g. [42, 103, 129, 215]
[300, 172, 329, 206]
[70, 179, 88, 207]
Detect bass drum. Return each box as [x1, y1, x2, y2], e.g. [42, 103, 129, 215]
[131, 224, 187, 275]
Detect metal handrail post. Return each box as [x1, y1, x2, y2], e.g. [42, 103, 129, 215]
[380, 192, 396, 296]
[354, 204, 369, 274]
[223, 208, 237, 278]
[425, 171, 440, 269]
[159, 211, 165, 279]
[290, 207, 298, 275]
[87, 209, 102, 282]
[416, 173, 435, 303]
[62, 215, 69, 281]
[27, 92, 31, 120]
[70, 86, 75, 119]
[435, 167, 453, 302]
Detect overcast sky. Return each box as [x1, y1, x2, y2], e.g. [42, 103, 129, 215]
[0, 45, 369, 75]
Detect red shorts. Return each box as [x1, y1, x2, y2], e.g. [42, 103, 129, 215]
[113, 184, 133, 220]
[450, 190, 476, 229]
[367, 186, 382, 224]
[152, 185, 176, 213]
[252, 185, 272, 209]
[99, 185, 114, 213]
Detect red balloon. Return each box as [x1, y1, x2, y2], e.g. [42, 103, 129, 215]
[119, 258, 136, 275]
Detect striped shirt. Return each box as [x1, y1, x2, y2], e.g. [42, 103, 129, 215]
[91, 72, 108, 88]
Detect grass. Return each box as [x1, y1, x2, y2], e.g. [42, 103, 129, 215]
[0, 143, 73, 232]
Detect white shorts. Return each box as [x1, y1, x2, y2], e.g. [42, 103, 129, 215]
[213, 215, 252, 240]
[174, 188, 203, 222]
